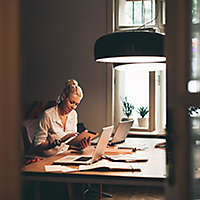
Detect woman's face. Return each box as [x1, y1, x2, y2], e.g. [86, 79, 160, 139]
[60, 93, 82, 115]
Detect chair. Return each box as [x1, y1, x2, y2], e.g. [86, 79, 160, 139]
[82, 184, 112, 200]
[22, 119, 39, 156]
[22, 101, 80, 200]
[22, 101, 56, 157]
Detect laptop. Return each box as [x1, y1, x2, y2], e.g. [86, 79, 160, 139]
[53, 125, 114, 165]
[91, 120, 133, 146]
[109, 120, 133, 146]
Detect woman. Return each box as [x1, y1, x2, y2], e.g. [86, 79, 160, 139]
[33, 79, 90, 156]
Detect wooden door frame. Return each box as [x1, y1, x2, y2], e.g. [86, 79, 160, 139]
[0, 1, 20, 200]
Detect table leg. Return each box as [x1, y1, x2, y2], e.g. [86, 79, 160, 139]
[99, 184, 102, 200]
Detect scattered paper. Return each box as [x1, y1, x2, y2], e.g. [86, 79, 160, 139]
[44, 165, 78, 173]
[79, 159, 141, 172]
[117, 142, 148, 150]
[104, 153, 148, 162]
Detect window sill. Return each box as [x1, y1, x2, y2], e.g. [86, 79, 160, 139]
[128, 130, 166, 139]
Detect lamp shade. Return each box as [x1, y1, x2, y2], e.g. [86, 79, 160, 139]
[94, 31, 165, 63]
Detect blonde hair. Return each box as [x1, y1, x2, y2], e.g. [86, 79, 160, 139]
[57, 79, 83, 104]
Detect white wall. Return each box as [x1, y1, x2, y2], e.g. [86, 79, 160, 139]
[21, 0, 108, 132]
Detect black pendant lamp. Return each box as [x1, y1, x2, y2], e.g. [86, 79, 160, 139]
[94, 31, 165, 64]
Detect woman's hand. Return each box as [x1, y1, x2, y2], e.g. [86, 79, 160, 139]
[79, 135, 91, 149]
[69, 130, 91, 150]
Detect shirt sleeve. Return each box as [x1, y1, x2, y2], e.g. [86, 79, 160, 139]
[33, 111, 51, 146]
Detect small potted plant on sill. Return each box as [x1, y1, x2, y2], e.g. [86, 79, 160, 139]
[137, 106, 149, 127]
[121, 96, 134, 122]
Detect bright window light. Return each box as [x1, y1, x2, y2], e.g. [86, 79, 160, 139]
[187, 80, 200, 93]
[115, 63, 166, 71]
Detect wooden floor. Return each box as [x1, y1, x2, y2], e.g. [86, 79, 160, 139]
[102, 185, 164, 200]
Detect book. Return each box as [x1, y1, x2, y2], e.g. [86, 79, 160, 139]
[66, 131, 98, 146]
[78, 159, 141, 172]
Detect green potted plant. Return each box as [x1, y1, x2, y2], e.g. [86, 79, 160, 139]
[121, 96, 134, 121]
[137, 106, 149, 127]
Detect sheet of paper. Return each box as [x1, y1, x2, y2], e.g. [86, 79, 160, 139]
[78, 159, 139, 171]
[44, 165, 78, 173]
[104, 152, 148, 162]
[117, 142, 148, 150]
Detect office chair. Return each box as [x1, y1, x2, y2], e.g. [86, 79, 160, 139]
[83, 184, 112, 199]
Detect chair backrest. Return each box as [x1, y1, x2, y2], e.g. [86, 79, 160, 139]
[22, 101, 56, 156]
[22, 119, 39, 155]
[23, 119, 39, 143]
[21, 126, 32, 156]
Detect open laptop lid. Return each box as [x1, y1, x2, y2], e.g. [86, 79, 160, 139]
[90, 125, 114, 163]
[53, 125, 114, 165]
[110, 120, 133, 145]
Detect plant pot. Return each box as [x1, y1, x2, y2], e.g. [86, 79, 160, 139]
[138, 118, 148, 127]
[121, 117, 134, 123]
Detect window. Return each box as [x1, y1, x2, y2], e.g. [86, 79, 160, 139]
[115, 0, 165, 33]
[114, 65, 166, 133]
[112, 0, 166, 134]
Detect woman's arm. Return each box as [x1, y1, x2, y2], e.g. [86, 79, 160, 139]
[33, 112, 56, 154]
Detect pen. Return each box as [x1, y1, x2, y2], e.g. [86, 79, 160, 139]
[132, 168, 141, 172]
[155, 142, 166, 148]
[88, 130, 97, 135]
[130, 166, 141, 172]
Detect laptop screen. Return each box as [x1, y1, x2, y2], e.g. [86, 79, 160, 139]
[111, 120, 133, 144]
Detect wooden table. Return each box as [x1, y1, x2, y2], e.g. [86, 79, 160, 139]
[22, 138, 166, 187]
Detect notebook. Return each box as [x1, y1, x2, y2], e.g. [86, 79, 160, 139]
[53, 125, 114, 165]
[109, 120, 133, 145]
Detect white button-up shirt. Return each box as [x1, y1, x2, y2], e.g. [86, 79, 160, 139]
[33, 105, 77, 155]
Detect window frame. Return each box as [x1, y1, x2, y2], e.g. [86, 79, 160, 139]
[114, 71, 156, 132]
[114, 0, 165, 33]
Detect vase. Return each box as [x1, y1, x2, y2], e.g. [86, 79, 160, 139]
[138, 118, 148, 127]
